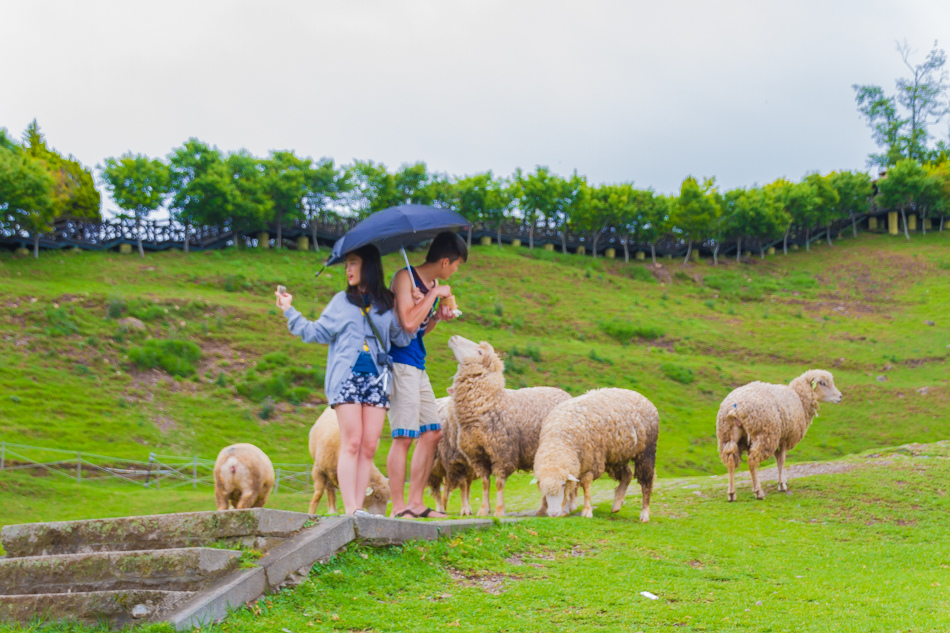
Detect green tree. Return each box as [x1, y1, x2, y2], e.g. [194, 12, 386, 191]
[514, 166, 560, 249]
[876, 158, 927, 239]
[21, 119, 100, 221]
[925, 161, 950, 232]
[0, 146, 56, 257]
[99, 154, 170, 257]
[167, 139, 230, 252]
[803, 173, 841, 246]
[772, 179, 820, 252]
[853, 42, 950, 166]
[394, 162, 433, 205]
[348, 160, 399, 217]
[828, 171, 873, 237]
[640, 193, 672, 264]
[264, 150, 310, 249]
[304, 158, 351, 251]
[225, 150, 272, 245]
[672, 176, 720, 264]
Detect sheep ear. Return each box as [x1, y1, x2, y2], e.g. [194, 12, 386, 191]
[365, 487, 374, 496]
[567, 474, 580, 483]
[811, 379, 817, 390]
[530, 478, 538, 485]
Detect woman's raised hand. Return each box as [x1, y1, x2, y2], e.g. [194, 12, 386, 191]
[275, 290, 293, 311]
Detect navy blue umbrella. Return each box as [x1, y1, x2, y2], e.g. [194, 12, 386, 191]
[318, 204, 470, 274]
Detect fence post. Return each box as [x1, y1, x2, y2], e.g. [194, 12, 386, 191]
[145, 452, 155, 487]
[275, 468, 281, 494]
[193, 456, 198, 490]
[77, 452, 82, 484]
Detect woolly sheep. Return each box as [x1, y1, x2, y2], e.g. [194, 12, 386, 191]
[534, 388, 659, 520]
[716, 369, 842, 501]
[448, 335, 572, 517]
[213, 443, 275, 510]
[307, 407, 391, 515]
[427, 396, 477, 515]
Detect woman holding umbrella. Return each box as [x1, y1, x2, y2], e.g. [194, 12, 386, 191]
[276, 244, 412, 516]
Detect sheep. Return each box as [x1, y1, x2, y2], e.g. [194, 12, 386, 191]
[307, 407, 391, 515]
[448, 335, 572, 517]
[533, 388, 659, 520]
[427, 396, 477, 515]
[716, 369, 843, 501]
[213, 443, 275, 510]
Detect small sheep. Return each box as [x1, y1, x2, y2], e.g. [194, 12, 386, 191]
[448, 335, 572, 517]
[427, 396, 477, 515]
[717, 369, 843, 501]
[308, 407, 391, 515]
[213, 443, 275, 510]
[534, 388, 659, 520]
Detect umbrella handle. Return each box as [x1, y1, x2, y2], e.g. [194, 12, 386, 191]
[400, 247, 412, 273]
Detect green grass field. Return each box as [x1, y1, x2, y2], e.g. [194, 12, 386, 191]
[0, 232, 948, 631]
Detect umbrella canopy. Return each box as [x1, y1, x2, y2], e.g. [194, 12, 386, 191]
[323, 204, 470, 267]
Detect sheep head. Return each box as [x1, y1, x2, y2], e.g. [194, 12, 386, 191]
[801, 369, 842, 404]
[448, 336, 504, 375]
[536, 472, 580, 517]
[363, 476, 392, 516]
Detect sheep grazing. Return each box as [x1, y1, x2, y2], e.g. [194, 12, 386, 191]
[307, 407, 391, 515]
[534, 388, 659, 520]
[717, 369, 843, 502]
[427, 396, 477, 515]
[448, 335, 571, 517]
[213, 443, 276, 510]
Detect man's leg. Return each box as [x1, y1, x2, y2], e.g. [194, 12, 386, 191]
[406, 371, 446, 517]
[387, 437, 413, 516]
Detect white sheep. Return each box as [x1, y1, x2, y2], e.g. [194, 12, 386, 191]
[533, 388, 659, 520]
[308, 407, 391, 515]
[716, 369, 843, 501]
[448, 335, 572, 517]
[213, 443, 275, 510]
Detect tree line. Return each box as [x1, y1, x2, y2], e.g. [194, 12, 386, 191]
[2, 43, 950, 260]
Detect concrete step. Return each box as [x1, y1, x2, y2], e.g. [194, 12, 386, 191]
[0, 590, 193, 627]
[1, 509, 311, 557]
[0, 547, 241, 595]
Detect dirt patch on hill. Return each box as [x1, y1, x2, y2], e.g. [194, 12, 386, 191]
[446, 567, 517, 595]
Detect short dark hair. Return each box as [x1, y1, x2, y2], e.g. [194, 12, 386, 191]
[425, 232, 468, 264]
[345, 244, 394, 313]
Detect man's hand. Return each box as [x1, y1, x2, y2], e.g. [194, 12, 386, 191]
[436, 302, 456, 321]
[410, 286, 425, 305]
[275, 291, 293, 311]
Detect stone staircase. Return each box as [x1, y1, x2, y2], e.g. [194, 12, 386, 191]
[0, 509, 492, 629]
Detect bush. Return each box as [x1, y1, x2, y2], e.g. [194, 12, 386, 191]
[510, 344, 541, 362]
[660, 363, 695, 384]
[599, 319, 665, 343]
[623, 266, 656, 283]
[128, 339, 202, 377]
[224, 274, 248, 292]
[106, 296, 125, 319]
[236, 366, 324, 403]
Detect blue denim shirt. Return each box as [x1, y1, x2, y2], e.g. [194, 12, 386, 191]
[283, 291, 412, 405]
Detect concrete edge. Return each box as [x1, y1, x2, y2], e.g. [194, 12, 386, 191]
[162, 567, 266, 630]
[259, 518, 356, 588]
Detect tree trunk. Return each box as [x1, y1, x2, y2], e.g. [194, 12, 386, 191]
[561, 228, 567, 254]
[136, 215, 144, 258]
[941, 214, 945, 232]
[805, 228, 810, 252]
[713, 243, 719, 266]
[783, 223, 790, 255]
[276, 212, 283, 250]
[900, 206, 910, 239]
[623, 234, 630, 263]
[650, 243, 656, 265]
[497, 223, 502, 248]
[852, 215, 858, 238]
[311, 213, 319, 252]
[922, 213, 927, 235]
[184, 221, 190, 253]
[529, 221, 534, 249]
[33, 233, 39, 259]
[736, 237, 742, 263]
[592, 230, 600, 259]
[683, 240, 692, 265]
[826, 223, 833, 247]
[760, 246, 765, 259]
[467, 224, 472, 248]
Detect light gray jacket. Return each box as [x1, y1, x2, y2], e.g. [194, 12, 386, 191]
[283, 292, 413, 405]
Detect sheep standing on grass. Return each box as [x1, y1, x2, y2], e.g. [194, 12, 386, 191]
[428, 396, 477, 515]
[308, 408, 391, 515]
[448, 335, 571, 517]
[534, 388, 659, 520]
[717, 369, 842, 501]
[213, 443, 275, 510]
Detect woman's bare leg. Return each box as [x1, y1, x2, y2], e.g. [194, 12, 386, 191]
[354, 405, 386, 513]
[335, 404, 365, 514]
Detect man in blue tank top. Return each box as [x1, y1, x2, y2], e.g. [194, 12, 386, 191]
[387, 232, 467, 518]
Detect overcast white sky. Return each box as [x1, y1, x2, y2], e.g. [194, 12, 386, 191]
[2, 1, 949, 216]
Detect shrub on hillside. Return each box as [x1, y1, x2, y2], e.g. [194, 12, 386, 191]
[128, 339, 202, 377]
[236, 366, 324, 403]
[622, 266, 656, 283]
[510, 344, 542, 362]
[599, 319, 665, 343]
[44, 306, 81, 337]
[660, 363, 695, 384]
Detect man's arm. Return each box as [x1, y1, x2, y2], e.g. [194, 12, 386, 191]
[393, 269, 450, 333]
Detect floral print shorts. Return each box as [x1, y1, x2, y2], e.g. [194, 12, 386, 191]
[333, 372, 389, 408]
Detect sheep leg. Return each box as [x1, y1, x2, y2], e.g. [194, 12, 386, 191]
[459, 479, 473, 517]
[477, 476, 492, 516]
[309, 474, 327, 514]
[325, 485, 338, 515]
[214, 485, 229, 511]
[727, 459, 737, 502]
[581, 476, 594, 518]
[234, 489, 257, 509]
[747, 456, 765, 500]
[611, 466, 632, 513]
[775, 447, 788, 492]
[434, 479, 447, 514]
[494, 476, 506, 517]
[535, 495, 548, 517]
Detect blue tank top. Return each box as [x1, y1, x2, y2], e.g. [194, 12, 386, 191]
[390, 267, 434, 370]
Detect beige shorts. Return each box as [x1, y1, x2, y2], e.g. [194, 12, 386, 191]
[389, 363, 441, 438]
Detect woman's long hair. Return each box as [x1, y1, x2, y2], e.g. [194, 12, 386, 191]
[345, 244, 394, 313]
